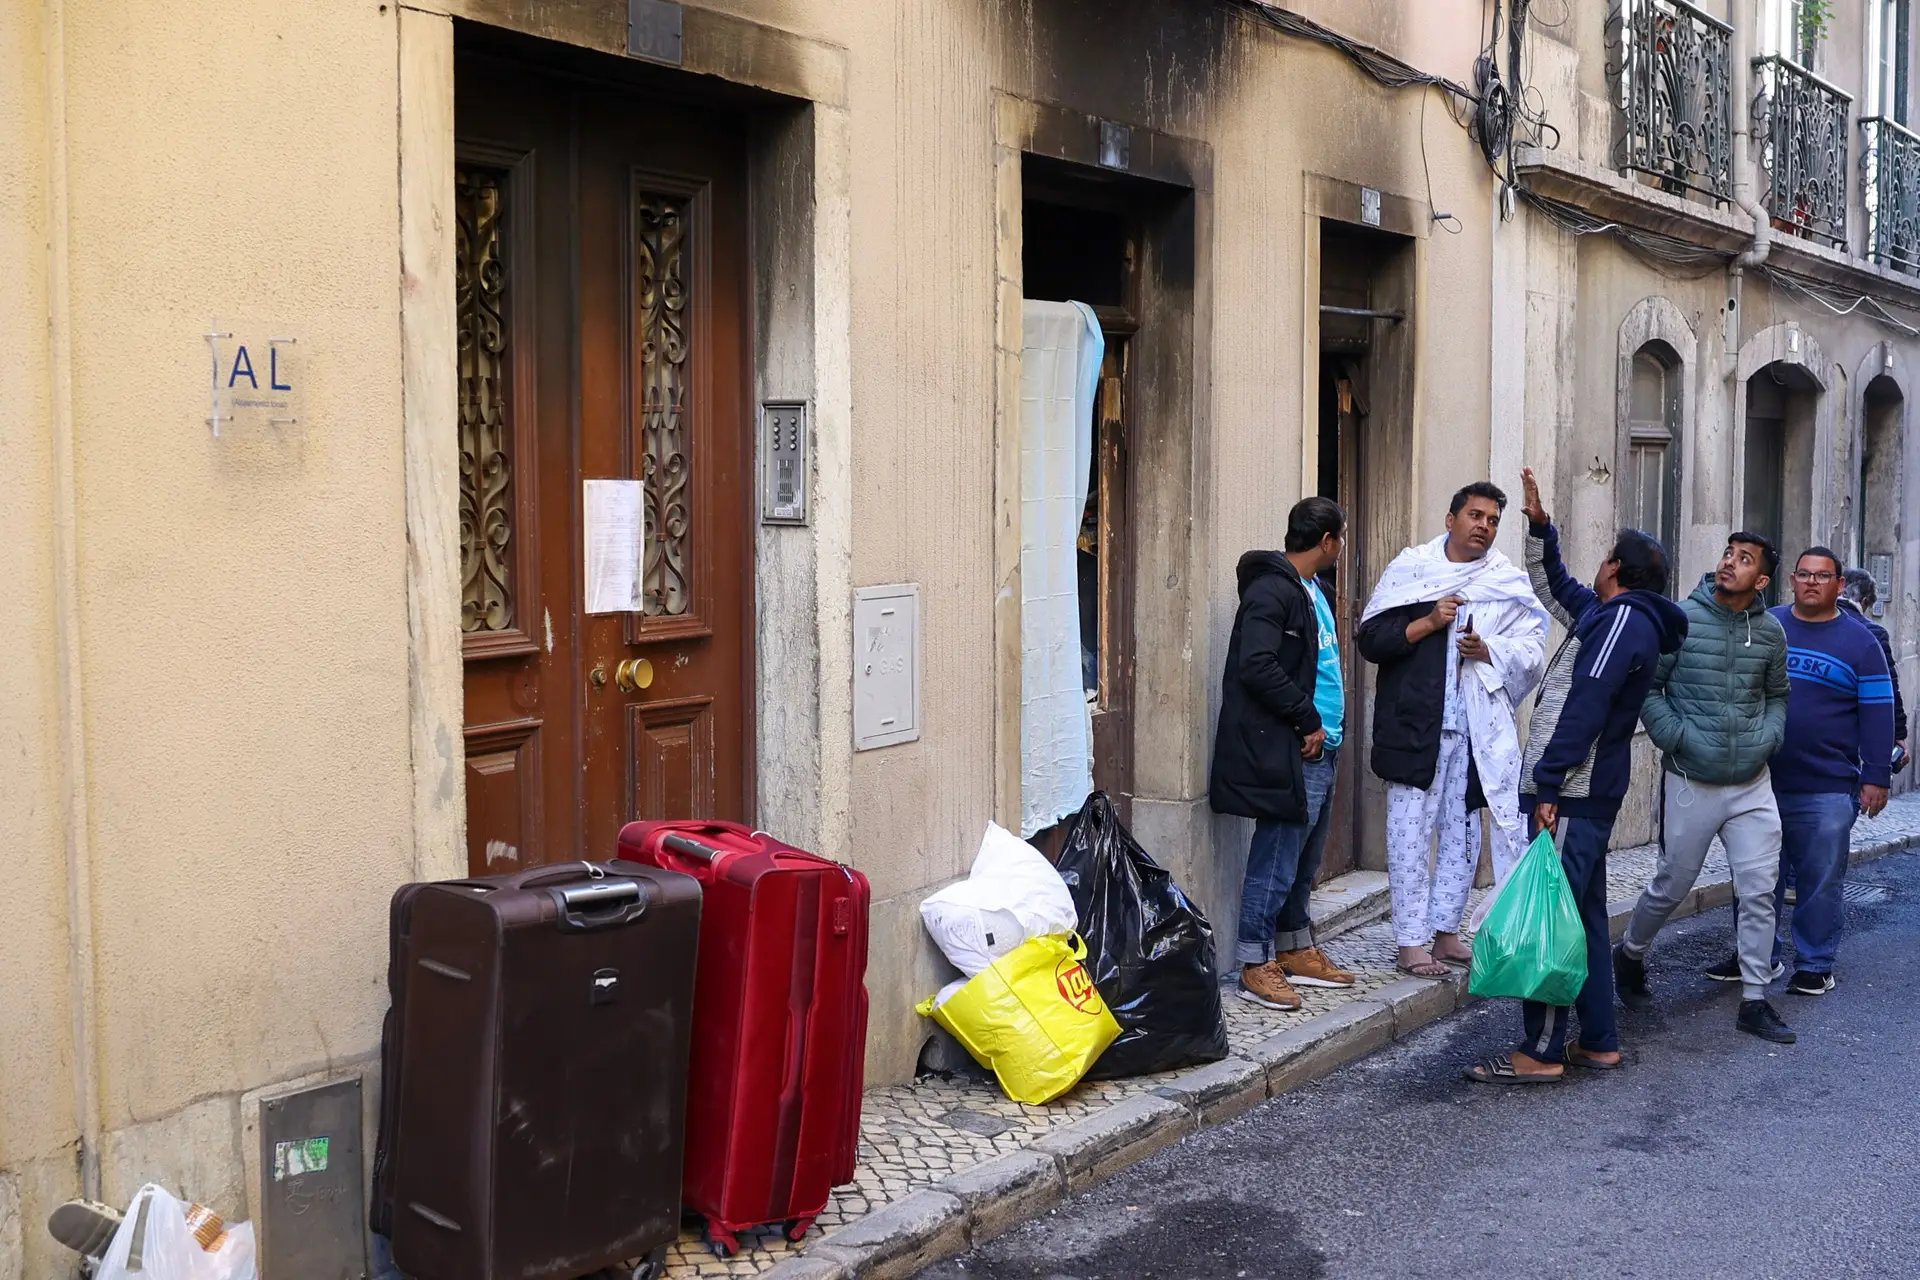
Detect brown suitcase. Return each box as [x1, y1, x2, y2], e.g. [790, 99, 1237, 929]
[376, 860, 700, 1280]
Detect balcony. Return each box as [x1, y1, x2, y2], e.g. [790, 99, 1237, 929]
[1611, 0, 1734, 204]
[1755, 55, 1852, 249]
[1863, 117, 1920, 276]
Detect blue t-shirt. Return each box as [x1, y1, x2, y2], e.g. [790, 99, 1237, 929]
[1307, 578, 1345, 749]
[1770, 606, 1896, 792]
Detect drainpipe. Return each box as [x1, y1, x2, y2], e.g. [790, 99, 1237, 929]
[1728, 0, 1771, 378]
[43, 0, 103, 1200]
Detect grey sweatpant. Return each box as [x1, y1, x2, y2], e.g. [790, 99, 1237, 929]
[1623, 770, 1782, 1000]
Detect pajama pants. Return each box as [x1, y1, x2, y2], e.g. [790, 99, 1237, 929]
[1386, 729, 1483, 948]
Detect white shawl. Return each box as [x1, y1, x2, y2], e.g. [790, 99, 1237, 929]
[1362, 535, 1549, 877]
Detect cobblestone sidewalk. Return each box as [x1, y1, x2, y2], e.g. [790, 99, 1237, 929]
[658, 791, 1920, 1278]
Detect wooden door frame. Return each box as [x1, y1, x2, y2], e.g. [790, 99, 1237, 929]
[1298, 177, 1429, 876]
[400, 10, 857, 882]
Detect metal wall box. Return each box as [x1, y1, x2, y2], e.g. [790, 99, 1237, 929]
[258, 1077, 367, 1280]
[628, 0, 685, 65]
[1871, 552, 1895, 618]
[761, 400, 809, 526]
[853, 584, 921, 751]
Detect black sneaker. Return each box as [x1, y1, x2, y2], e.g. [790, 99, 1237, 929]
[1737, 999, 1796, 1044]
[1613, 943, 1652, 1010]
[1786, 969, 1835, 996]
[1704, 955, 1785, 983]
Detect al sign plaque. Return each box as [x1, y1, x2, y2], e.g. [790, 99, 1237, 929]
[206, 323, 300, 435]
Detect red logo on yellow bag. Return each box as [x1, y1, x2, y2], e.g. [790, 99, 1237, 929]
[1054, 958, 1103, 1014]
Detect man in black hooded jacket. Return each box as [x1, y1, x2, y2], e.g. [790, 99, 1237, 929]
[1210, 498, 1354, 1012]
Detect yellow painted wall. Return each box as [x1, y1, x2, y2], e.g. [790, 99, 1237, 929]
[1, 8, 413, 1256]
[61, 0, 410, 1135]
[0, 0, 82, 1246]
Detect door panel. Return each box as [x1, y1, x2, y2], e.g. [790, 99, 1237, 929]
[462, 720, 543, 873]
[457, 56, 751, 873]
[629, 698, 717, 823]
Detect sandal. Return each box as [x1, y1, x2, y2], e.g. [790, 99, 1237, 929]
[1396, 958, 1452, 979]
[1462, 1054, 1562, 1085]
[1566, 1045, 1624, 1071]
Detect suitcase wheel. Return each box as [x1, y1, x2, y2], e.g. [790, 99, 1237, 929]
[704, 1224, 740, 1258]
[627, 1246, 668, 1280]
[785, 1217, 816, 1242]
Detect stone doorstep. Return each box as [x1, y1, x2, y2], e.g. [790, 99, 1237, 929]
[760, 825, 1920, 1280]
[1305, 869, 1393, 943]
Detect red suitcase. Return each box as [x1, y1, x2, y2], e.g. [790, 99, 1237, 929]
[617, 821, 870, 1255]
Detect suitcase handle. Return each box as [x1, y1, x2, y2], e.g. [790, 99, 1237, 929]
[549, 878, 651, 931]
[660, 833, 722, 862]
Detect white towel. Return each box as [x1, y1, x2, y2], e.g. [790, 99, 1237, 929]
[1018, 301, 1104, 837]
[1363, 535, 1549, 878]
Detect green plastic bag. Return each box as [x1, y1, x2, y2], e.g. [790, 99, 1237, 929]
[1468, 830, 1588, 1004]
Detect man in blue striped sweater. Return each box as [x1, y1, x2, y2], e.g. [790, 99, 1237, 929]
[1760, 547, 1895, 996]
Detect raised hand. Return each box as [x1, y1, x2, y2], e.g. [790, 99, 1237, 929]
[1521, 467, 1549, 526]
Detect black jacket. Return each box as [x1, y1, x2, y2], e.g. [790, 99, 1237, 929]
[1356, 600, 1485, 808]
[1839, 598, 1909, 741]
[1209, 552, 1322, 822]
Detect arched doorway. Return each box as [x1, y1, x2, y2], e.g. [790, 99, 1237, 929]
[1860, 374, 1905, 626]
[1745, 361, 1821, 600]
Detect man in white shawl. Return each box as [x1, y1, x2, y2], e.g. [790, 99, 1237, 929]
[1358, 482, 1548, 979]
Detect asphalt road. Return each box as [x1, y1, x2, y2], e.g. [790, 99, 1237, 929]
[919, 849, 1920, 1280]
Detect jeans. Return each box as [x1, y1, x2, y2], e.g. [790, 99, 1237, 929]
[1236, 747, 1339, 966]
[1517, 813, 1619, 1063]
[1771, 790, 1858, 975]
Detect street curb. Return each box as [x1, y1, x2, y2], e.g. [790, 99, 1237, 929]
[800, 1189, 967, 1280]
[777, 830, 1919, 1278]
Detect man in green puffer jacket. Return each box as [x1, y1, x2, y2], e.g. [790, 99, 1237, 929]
[1613, 532, 1796, 1045]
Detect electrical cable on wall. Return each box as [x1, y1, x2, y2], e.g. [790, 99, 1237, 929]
[1226, 0, 1920, 334]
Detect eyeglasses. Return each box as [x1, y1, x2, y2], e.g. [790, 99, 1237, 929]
[1791, 570, 1838, 584]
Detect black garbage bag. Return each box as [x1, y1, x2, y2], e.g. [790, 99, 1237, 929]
[1055, 791, 1230, 1079]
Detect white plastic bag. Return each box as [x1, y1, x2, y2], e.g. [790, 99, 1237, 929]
[920, 822, 1078, 976]
[95, 1185, 257, 1280]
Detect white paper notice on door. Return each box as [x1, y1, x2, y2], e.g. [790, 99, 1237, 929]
[583, 479, 644, 614]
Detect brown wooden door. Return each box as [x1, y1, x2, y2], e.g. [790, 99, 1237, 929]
[456, 56, 751, 875]
[1316, 356, 1367, 883]
[1087, 336, 1136, 819]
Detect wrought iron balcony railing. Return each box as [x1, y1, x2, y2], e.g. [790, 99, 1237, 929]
[1610, 0, 1734, 204]
[1755, 55, 1852, 249]
[1863, 117, 1920, 275]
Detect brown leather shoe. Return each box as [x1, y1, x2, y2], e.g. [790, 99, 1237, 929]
[1237, 962, 1304, 1011]
[1277, 946, 1357, 989]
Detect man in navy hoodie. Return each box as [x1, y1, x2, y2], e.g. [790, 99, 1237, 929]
[1465, 469, 1688, 1084]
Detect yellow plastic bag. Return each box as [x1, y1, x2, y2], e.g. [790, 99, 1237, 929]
[917, 933, 1122, 1104]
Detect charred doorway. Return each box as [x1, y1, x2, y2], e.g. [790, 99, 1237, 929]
[1746, 363, 1820, 603]
[1022, 166, 1139, 821]
[1315, 221, 1416, 880]
[1021, 157, 1190, 825]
